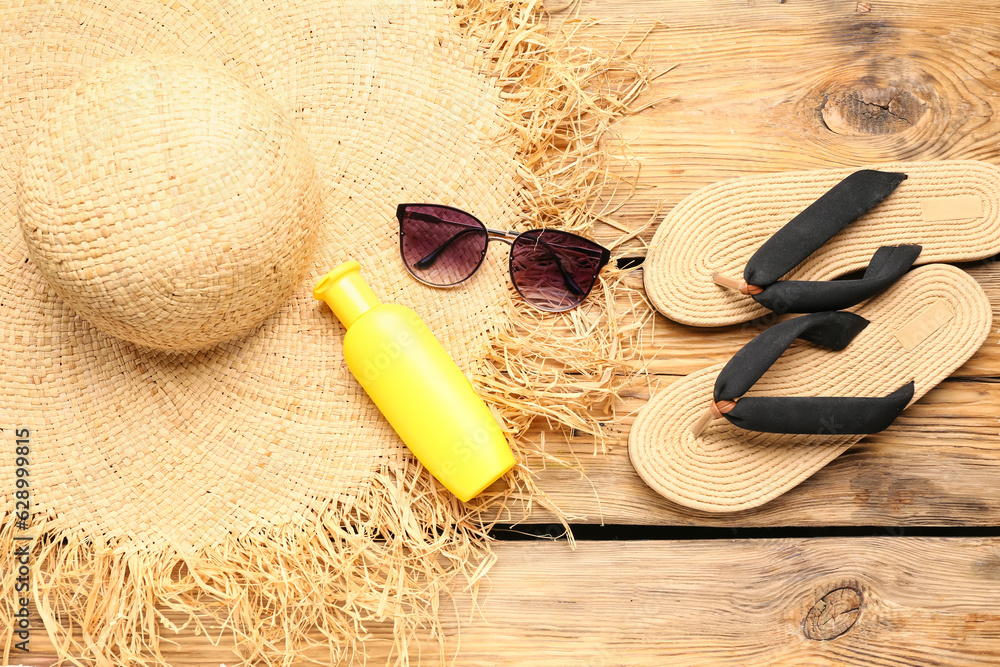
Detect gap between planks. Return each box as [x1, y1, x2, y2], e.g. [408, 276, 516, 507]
[12, 538, 1000, 667]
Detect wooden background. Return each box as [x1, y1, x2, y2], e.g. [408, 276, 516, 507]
[14, 0, 1000, 664]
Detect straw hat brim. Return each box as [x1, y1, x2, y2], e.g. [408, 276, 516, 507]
[629, 264, 992, 512]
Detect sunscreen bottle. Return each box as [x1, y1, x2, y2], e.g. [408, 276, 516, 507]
[313, 261, 516, 502]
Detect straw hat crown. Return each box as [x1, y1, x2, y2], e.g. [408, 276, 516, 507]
[17, 56, 322, 352]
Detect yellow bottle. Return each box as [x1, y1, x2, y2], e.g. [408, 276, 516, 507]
[313, 261, 516, 502]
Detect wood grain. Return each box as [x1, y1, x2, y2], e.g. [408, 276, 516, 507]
[581, 0, 1000, 240]
[600, 268, 1000, 378]
[9, 2, 1000, 666]
[502, 274, 1000, 526]
[11, 539, 1000, 666]
[503, 377, 1000, 526]
[482, 0, 1000, 527]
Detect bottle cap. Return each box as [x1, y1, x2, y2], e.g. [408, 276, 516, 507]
[313, 261, 381, 328]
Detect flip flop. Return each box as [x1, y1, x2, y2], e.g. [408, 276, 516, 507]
[628, 264, 992, 512]
[644, 161, 1000, 327]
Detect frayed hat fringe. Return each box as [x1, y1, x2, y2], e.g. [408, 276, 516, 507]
[1, 2, 654, 664]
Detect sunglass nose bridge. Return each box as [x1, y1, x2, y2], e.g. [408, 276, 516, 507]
[485, 227, 519, 245]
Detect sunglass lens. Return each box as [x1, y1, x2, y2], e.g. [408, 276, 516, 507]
[510, 230, 607, 311]
[399, 205, 488, 286]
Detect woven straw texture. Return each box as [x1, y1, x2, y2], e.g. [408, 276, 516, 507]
[19, 56, 323, 352]
[1, 0, 518, 548]
[0, 0, 657, 664]
[644, 161, 1000, 327]
[629, 264, 992, 513]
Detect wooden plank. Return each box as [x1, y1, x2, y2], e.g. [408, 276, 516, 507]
[500, 277, 1000, 526]
[503, 377, 1000, 526]
[582, 0, 1000, 376]
[501, 271, 1000, 526]
[581, 0, 1000, 244]
[479, 0, 1000, 526]
[605, 267, 1000, 378]
[580, 0, 1000, 377]
[14, 539, 1000, 666]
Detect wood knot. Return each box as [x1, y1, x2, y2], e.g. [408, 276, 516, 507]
[820, 85, 923, 135]
[803, 586, 863, 641]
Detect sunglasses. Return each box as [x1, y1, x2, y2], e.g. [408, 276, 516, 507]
[397, 203, 611, 312]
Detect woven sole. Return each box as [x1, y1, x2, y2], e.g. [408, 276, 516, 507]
[628, 264, 992, 512]
[644, 161, 1000, 326]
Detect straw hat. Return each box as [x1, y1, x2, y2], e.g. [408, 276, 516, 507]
[0, 0, 545, 662]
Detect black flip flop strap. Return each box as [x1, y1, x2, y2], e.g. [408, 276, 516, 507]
[751, 243, 922, 314]
[722, 386, 914, 435]
[713, 311, 914, 435]
[744, 169, 908, 287]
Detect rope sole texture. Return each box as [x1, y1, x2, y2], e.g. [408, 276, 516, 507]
[628, 264, 992, 513]
[644, 161, 1000, 326]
